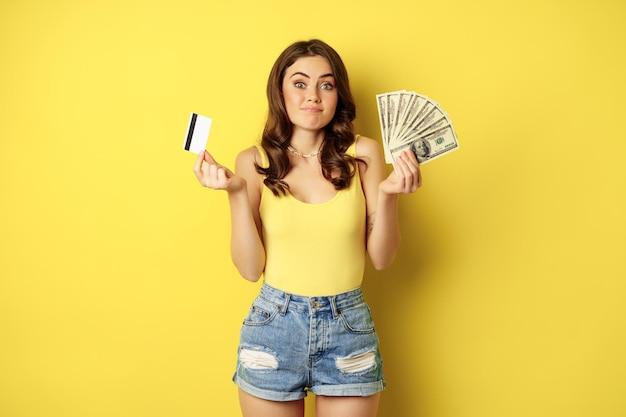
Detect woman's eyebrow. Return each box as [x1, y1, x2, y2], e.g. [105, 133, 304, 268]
[289, 71, 334, 79]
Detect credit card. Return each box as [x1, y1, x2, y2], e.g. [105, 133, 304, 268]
[183, 112, 212, 154]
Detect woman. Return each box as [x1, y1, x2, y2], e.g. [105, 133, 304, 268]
[193, 39, 421, 417]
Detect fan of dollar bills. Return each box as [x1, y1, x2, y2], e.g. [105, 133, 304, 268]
[376, 90, 459, 164]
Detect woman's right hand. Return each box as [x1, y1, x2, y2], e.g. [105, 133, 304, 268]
[193, 150, 246, 194]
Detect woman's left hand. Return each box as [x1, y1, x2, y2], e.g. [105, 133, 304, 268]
[378, 149, 422, 195]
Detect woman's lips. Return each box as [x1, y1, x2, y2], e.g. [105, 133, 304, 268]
[302, 108, 322, 112]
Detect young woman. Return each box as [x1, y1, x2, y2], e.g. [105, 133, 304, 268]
[193, 39, 421, 417]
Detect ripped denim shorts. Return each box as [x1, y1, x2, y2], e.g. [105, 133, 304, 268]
[231, 282, 386, 401]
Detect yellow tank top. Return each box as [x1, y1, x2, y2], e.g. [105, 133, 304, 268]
[254, 134, 366, 296]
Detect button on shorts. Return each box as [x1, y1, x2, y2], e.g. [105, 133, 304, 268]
[231, 282, 386, 401]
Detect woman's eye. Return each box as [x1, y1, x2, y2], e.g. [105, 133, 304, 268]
[293, 81, 334, 89]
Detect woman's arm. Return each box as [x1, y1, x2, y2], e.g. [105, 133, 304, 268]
[228, 147, 266, 281]
[368, 190, 401, 270]
[357, 137, 401, 270]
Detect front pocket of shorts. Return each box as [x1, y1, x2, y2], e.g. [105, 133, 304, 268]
[339, 302, 375, 334]
[243, 300, 279, 326]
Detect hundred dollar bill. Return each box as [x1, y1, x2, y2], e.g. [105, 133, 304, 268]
[394, 92, 419, 142]
[377, 90, 459, 165]
[389, 90, 412, 144]
[398, 104, 449, 146]
[395, 97, 436, 145]
[390, 124, 459, 165]
[376, 90, 412, 163]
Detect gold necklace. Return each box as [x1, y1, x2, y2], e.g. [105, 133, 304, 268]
[287, 144, 320, 158]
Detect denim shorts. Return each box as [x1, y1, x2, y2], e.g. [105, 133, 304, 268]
[231, 282, 386, 401]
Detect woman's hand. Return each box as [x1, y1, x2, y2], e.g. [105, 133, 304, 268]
[378, 148, 422, 196]
[193, 150, 246, 194]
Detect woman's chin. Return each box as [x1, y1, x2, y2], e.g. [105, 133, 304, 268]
[294, 121, 329, 131]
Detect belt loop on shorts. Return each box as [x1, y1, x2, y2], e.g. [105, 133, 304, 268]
[280, 293, 291, 315]
[330, 295, 339, 319]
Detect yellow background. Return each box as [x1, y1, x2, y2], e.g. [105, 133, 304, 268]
[1, 0, 625, 416]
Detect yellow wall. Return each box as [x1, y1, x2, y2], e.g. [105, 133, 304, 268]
[1, 0, 624, 416]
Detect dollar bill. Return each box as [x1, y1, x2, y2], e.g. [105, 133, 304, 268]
[376, 90, 459, 165]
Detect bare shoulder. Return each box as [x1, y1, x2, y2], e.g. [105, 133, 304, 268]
[355, 135, 383, 170]
[354, 135, 386, 208]
[236, 145, 262, 165]
[235, 145, 265, 192]
[235, 145, 267, 174]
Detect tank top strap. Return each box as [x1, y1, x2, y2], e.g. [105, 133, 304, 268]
[254, 143, 269, 168]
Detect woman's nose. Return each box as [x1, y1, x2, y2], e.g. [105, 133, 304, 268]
[307, 88, 320, 102]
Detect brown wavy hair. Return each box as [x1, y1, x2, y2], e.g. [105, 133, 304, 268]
[254, 38, 367, 197]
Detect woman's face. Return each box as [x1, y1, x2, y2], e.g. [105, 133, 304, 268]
[281, 55, 338, 133]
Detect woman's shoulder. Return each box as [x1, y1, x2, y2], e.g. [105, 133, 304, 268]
[234, 146, 267, 190]
[353, 134, 382, 160]
[236, 144, 267, 169]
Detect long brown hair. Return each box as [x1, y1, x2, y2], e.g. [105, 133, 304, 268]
[255, 38, 367, 197]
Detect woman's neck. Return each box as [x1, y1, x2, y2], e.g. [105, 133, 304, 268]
[289, 128, 325, 154]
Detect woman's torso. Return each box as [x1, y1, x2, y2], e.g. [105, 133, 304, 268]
[253, 134, 366, 296]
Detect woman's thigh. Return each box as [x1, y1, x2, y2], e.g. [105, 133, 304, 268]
[238, 387, 304, 417]
[315, 392, 381, 417]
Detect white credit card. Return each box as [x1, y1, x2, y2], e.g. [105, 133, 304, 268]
[183, 112, 212, 154]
